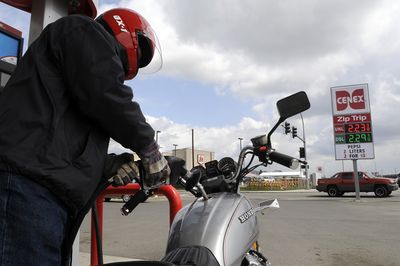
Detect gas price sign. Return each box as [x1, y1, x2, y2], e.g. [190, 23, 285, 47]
[331, 84, 375, 160]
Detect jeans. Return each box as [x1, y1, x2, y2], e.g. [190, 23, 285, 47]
[0, 170, 68, 266]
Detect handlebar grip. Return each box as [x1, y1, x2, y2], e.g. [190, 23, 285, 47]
[269, 151, 299, 169]
[121, 190, 150, 216]
[185, 170, 202, 191]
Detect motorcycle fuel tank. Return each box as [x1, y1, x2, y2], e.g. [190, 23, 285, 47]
[166, 192, 259, 266]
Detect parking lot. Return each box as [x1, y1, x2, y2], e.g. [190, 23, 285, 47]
[80, 189, 400, 265]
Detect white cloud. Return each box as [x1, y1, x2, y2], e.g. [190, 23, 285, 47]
[2, 0, 399, 177]
[104, 0, 400, 176]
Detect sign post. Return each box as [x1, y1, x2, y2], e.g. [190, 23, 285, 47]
[331, 84, 374, 200]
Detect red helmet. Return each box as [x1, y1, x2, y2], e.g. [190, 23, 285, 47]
[96, 8, 161, 80]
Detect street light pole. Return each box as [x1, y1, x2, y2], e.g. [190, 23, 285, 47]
[173, 144, 178, 157]
[238, 137, 243, 150]
[156, 130, 161, 145]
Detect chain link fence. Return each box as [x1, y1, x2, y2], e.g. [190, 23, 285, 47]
[242, 178, 307, 191]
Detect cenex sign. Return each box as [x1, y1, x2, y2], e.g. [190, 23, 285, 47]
[331, 84, 374, 160]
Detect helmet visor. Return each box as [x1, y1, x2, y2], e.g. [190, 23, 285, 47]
[137, 29, 162, 75]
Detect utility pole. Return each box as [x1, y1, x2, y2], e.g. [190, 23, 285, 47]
[288, 114, 309, 189]
[191, 129, 195, 168]
[173, 144, 178, 157]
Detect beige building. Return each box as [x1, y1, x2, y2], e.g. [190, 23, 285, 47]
[163, 148, 215, 170]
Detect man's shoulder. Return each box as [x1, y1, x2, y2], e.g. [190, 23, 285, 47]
[53, 14, 97, 29]
[47, 14, 112, 44]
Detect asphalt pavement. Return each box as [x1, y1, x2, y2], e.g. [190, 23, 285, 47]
[79, 189, 400, 266]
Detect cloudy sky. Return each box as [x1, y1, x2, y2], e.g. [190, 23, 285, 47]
[1, 0, 399, 177]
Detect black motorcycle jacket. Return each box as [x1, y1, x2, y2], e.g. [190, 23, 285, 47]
[0, 15, 155, 216]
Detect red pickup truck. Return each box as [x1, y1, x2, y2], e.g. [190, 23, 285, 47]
[316, 172, 399, 197]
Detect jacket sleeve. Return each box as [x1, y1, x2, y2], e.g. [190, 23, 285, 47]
[52, 16, 155, 152]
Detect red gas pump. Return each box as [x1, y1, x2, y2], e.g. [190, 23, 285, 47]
[0, 21, 23, 93]
[2, 0, 97, 45]
[1, 2, 99, 265]
[2, 0, 97, 18]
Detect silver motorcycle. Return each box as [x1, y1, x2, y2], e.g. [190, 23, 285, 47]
[103, 91, 311, 266]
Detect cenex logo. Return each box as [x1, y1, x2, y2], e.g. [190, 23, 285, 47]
[336, 89, 365, 111]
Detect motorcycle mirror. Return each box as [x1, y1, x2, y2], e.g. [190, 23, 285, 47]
[276, 91, 310, 120]
[266, 91, 311, 147]
[253, 198, 280, 214]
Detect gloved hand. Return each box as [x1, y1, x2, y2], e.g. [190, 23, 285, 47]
[111, 161, 139, 187]
[103, 153, 139, 186]
[138, 141, 171, 189]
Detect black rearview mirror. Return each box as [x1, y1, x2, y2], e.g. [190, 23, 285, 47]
[276, 91, 310, 120]
[266, 91, 311, 147]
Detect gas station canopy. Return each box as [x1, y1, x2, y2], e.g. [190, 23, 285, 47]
[2, 0, 97, 18]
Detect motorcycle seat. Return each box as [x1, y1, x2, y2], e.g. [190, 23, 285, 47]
[162, 246, 220, 266]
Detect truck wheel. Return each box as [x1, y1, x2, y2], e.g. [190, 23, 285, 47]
[374, 186, 388, 197]
[327, 186, 339, 197]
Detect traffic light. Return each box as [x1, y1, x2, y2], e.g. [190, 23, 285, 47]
[299, 147, 305, 158]
[284, 122, 291, 134]
[292, 126, 297, 138]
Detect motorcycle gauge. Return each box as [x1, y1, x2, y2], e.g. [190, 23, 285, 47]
[217, 157, 237, 175]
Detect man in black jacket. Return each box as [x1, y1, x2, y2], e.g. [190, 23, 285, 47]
[0, 8, 169, 265]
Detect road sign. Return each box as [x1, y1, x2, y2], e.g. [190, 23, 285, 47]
[197, 154, 205, 164]
[331, 84, 374, 160]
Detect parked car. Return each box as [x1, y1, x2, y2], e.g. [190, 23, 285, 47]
[104, 194, 132, 203]
[316, 171, 399, 197]
[382, 173, 400, 186]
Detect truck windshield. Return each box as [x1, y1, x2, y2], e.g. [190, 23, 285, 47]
[366, 172, 378, 178]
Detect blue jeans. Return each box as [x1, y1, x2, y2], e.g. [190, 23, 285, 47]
[0, 170, 68, 266]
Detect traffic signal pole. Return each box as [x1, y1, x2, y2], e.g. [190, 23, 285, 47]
[282, 116, 309, 189]
[300, 113, 309, 189]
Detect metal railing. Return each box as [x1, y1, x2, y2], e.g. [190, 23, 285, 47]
[90, 183, 182, 266]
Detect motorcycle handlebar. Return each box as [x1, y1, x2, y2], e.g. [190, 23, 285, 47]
[118, 156, 189, 216]
[121, 189, 150, 216]
[268, 151, 299, 169]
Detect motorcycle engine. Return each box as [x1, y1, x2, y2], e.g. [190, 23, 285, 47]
[243, 250, 270, 266]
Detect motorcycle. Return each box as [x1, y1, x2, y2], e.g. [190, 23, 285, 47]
[99, 91, 311, 266]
